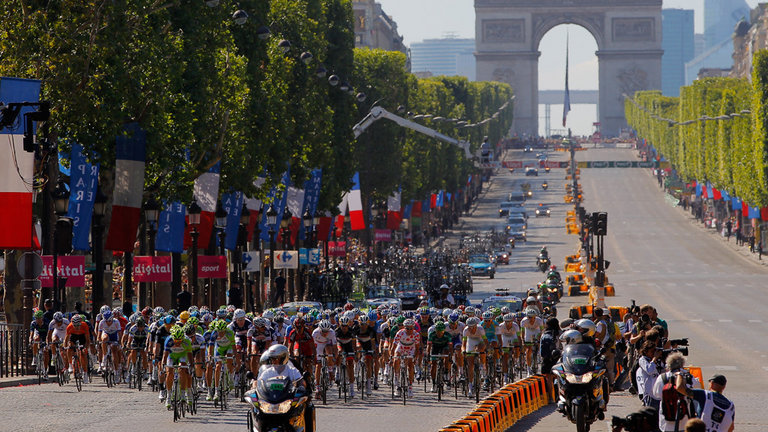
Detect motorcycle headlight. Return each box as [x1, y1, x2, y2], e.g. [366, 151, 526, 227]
[564, 371, 594, 384]
[260, 399, 294, 414]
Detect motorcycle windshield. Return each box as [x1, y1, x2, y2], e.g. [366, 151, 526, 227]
[257, 376, 294, 404]
[561, 344, 595, 375]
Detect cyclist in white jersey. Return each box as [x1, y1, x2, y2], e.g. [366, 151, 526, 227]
[47, 312, 70, 371]
[462, 317, 487, 395]
[311, 320, 337, 396]
[98, 310, 124, 381]
[497, 313, 521, 381]
[521, 309, 544, 375]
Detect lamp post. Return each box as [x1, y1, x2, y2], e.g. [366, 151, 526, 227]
[142, 196, 160, 309]
[52, 179, 70, 312]
[266, 204, 278, 308]
[238, 204, 249, 310]
[214, 200, 228, 307]
[371, 202, 380, 255]
[91, 190, 108, 318]
[188, 200, 202, 307]
[301, 209, 313, 301]
[252, 205, 263, 311]
[280, 209, 293, 302]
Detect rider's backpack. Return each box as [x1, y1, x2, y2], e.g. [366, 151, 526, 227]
[539, 331, 556, 360]
[660, 373, 689, 421]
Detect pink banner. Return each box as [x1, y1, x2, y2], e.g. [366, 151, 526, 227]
[198, 255, 227, 279]
[133, 256, 172, 282]
[502, 161, 523, 168]
[374, 229, 391, 242]
[41, 255, 86, 287]
[328, 241, 346, 257]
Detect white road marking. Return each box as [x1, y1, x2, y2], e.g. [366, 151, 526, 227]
[718, 319, 733, 323]
[689, 319, 703, 322]
[714, 365, 738, 371]
[685, 283, 694, 287]
[725, 284, 735, 288]
[748, 319, 763, 323]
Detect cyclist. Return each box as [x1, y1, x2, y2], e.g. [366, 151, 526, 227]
[311, 319, 337, 398]
[161, 326, 195, 408]
[521, 308, 544, 376]
[356, 314, 378, 395]
[227, 308, 252, 385]
[29, 310, 49, 375]
[247, 317, 275, 375]
[426, 321, 453, 393]
[497, 313, 521, 383]
[390, 318, 419, 398]
[335, 316, 358, 398]
[207, 319, 236, 402]
[480, 311, 499, 389]
[288, 317, 316, 384]
[46, 311, 70, 373]
[183, 322, 206, 392]
[98, 310, 124, 382]
[462, 317, 487, 395]
[64, 314, 91, 384]
[445, 312, 466, 382]
[271, 313, 288, 345]
[127, 317, 149, 383]
[149, 315, 174, 389]
[416, 307, 433, 380]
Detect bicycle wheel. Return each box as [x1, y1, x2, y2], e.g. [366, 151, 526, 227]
[400, 365, 407, 405]
[172, 380, 180, 422]
[36, 352, 44, 385]
[321, 367, 328, 405]
[56, 354, 65, 386]
[137, 357, 143, 391]
[423, 357, 428, 393]
[74, 362, 83, 392]
[359, 361, 366, 401]
[436, 360, 443, 401]
[453, 364, 459, 400]
[218, 373, 226, 411]
[474, 362, 480, 403]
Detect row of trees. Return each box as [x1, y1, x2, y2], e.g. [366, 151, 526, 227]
[0, 0, 513, 211]
[624, 50, 768, 206]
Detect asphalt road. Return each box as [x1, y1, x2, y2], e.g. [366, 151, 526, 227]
[3, 146, 766, 432]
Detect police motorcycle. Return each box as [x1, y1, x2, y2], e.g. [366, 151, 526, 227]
[551, 325, 608, 432]
[542, 182, 549, 190]
[537, 254, 551, 272]
[244, 345, 315, 432]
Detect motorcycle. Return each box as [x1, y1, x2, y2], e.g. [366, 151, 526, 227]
[542, 182, 549, 190]
[544, 167, 551, 173]
[537, 256, 550, 272]
[552, 344, 608, 432]
[508, 237, 515, 249]
[244, 373, 315, 432]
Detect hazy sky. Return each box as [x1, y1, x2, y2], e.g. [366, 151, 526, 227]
[376, 0, 761, 134]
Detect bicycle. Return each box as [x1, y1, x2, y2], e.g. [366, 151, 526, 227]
[316, 354, 330, 405]
[71, 342, 86, 392]
[102, 343, 116, 388]
[213, 354, 233, 410]
[31, 341, 47, 385]
[338, 351, 353, 402]
[464, 352, 481, 403]
[396, 355, 410, 405]
[50, 341, 68, 386]
[128, 347, 144, 391]
[168, 364, 188, 422]
[431, 354, 450, 401]
[357, 350, 374, 400]
[233, 350, 249, 402]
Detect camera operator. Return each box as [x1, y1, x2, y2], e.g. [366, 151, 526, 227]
[651, 353, 700, 432]
[594, 308, 618, 389]
[636, 341, 663, 418]
[675, 374, 735, 432]
[612, 407, 661, 432]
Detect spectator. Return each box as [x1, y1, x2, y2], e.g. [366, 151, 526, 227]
[725, 219, 732, 241]
[636, 341, 662, 413]
[676, 374, 734, 432]
[42, 299, 55, 328]
[652, 353, 699, 432]
[176, 283, 192, 311]
[272, 271, 286, 307]
[684, 419, 706, 432]
[228, 281, 243, 309]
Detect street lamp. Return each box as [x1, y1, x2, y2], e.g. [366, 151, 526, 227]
[91, 189, 108, 318]
[142, 195, 160, 309]
[280, 208, 292, 301]
[214, 200, 228, 307]
[188, 200, 202, 306]
[238, 205, 250, 310]
[52, 179, 70, 312]
[301, 209, 313, 301]
[266, 204, 278, 307]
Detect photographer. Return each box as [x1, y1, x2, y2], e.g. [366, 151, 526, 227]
[612, 407, 661, 432]
[651, 353, 699, 432]
[637, 341, 662, 414]
[675, 374, 735, 432]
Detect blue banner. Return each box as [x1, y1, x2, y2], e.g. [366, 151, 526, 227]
[749, 204, 761, 219]
[402, 203, 412, 220]
[422, 199, 430, 213]
[300, 169, 322, 240]
[223, 191, 244, 251]
[66, 144, 99, 251]
[260, 170, 291, 242]
[155, 201, 186, 253]
[695, 182, 702, 198]
[731, 197, 741, 210]
[721, 190, 730, 201]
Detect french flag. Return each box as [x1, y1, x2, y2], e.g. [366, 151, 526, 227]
[0, 77, 40, 249]
[105, 123, 146, 252]
[245, 177, 266, 242]
[347, 173, 365, 230]
[387, 189, 401, 230]
[285, 186, 305, 246]
[184, 163, 220, 250]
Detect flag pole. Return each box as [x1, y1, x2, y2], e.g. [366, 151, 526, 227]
[563, 29, 571, 128]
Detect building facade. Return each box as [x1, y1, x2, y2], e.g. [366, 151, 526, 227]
[704, 0, 751, 50]
[731, 5, 768, 80]
[352, 0, 408, 56]
[410, 37, 476, 80]
[661, 9, 695, 96]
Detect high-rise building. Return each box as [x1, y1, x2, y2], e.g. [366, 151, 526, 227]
[662, 9, 695, 96]
[409, 37, 476, 80]
[703, 0, 751, 50]
[694, 33, 706, 58]
[352, 1, 407, 56]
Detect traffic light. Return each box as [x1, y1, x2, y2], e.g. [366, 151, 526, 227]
[595, 212, 607, 236]
[591, 212, 599, 233]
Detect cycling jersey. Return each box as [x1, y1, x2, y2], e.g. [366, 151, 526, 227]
[311, 327, 336, 359]
[497, 322, 520, 348]
[356, 324, 377, 352]
[335, 325, 358, 354]
[30, 320, 47, 339]
[445, 321, 465, 345]
[48, 319, 70, 341]
[189, 333, 205, 352]
[481, 320, 498, 342]
[98, 319, 122, 342]
[209, 328, 236, 357]
[418, 317, 433, 340]
[462, 326, 487, 353]
[428, 331, 453, 355]
[288, 328, 315, 358]
[66, 322, 89, 347]
[248, 326, 276, 351]
[129, 326, 149, 348]
[393, 328, 419, 356]
[164, 336, 192, 365]
[521, 316, 544, 343]
[228, 318, 252, 347]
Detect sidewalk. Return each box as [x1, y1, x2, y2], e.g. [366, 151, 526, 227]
[0, 374, 45, 388]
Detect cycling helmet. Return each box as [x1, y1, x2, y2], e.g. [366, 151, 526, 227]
[162, 315, 175, 325]
[501, 306, 510, 315]
[449, 313, 460, 323]
[33, 310, 44, 319]
[525, 308, 538, 318]
[359, 314, 370, 324]
[319, 320, 332, 331]
[215, 308, 227, 319]
[503, 313, 515, 322]
[129, 314, 138, 324]
[154, 306, 165, 316]
[233, 309, 246, 320]
[260, 344, 289, 366]
[418, 307, 429, 316]
[113, 307, 123, 316]
[368, 310, 378, 321]
[442, 308, 452, 317]
[482, 311, 493, 320]
[560, 329, 582, 345]
[71, 314, 83, 324]
[439, 283, 450, 291]
[403, 319, 415, 327]
[339, 316, 351, 326]
[183, 324, 196, 335]
[134, 316, 146, 326]
[179, 311, 190, 321]
[254, 317, 267, 328]
[226, 305, 236, 313]
[343, 303, 354, 311]
[141, 307, 152, 316]
[293, 317, 306, 326]
[574, 319, 596, 337]
[188, 305, 199, 313]
[170, 326, 185, 340]
[168, 309, 178, 317]
[466, 317, 481, 326]
[263, 310, 275, 321]
[387, 317, 397, 327]
[403, 311, 414, 319]
[395, 316, 406, 325]
[299, 306, 311, 315]
[380, 309, 391, 318]
[465, 307, 476, 316]
[434, 322, 446, 331]
[213, 320, 228, 332]
[526, 296, 537, 304]
[100, 305, 111, 314]
[202, 313, 213, 323]
[101, 310, 112, 321]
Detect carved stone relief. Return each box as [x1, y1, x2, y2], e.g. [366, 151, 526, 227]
[492, 68, 515, 84]
[617, 64, 648, 101]
[483, 19, 525, 43]
[612, 18, 655, 42]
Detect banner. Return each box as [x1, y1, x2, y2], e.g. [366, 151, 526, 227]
[66, 144, 99, 251]
[41, 255, 85, 287]
[242, 251, 261, 272]
[259, 170, 290, 242]
[328, 241, 346, 257]
[274, 250, 299, 269]
[300, 169, 322, 240]
[184, 162, 220, 250]
[222, 191, 244, 251]
[155, 201, 186, 253]
[105, 123, 146, 252]
[198, 255, 227, 278]
[299, 248, 321, 265]
[133, 256, 172, 282]
[374, 229, 392, 242]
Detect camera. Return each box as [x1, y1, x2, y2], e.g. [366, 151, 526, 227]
[669, 338, 688, 346]
[611, 407, 659, 432]
[661, 347, 689, 356]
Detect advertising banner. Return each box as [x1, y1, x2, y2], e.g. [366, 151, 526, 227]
[274, 250, 299, 269]
[198, 255, 227, 278]
[133, 256, 172, 282]
[328, 241, 346, 257]
[374, 229, 391, 242]
[41, 255, 86, 287]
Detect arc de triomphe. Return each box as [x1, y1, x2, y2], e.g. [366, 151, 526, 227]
[475, 0, 662, 137]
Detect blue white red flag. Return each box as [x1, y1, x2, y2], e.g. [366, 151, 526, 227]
[106, 123, 146, 252]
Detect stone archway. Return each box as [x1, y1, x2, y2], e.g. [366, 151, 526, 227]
[475, 0, 662, 137]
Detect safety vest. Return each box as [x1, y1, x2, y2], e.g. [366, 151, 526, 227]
[700, 390, 734, 432]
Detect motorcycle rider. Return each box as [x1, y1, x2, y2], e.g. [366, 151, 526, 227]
[436, 284, 455, 308]
[255, 344, 306, 391]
